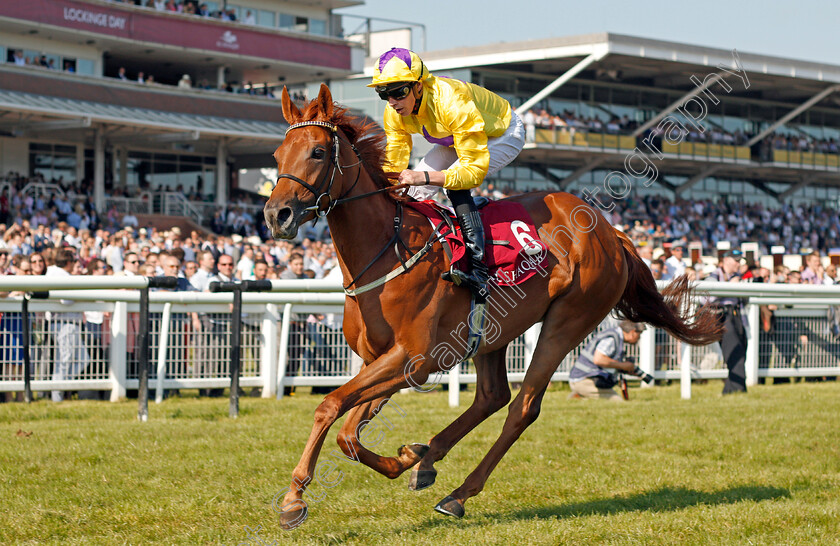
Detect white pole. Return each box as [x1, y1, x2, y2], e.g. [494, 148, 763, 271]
[109, 301, 127, 402]
[448, 364, 460, 408]
[638, 327, 656, 388]
[745, 303, 760, 387]
[276, 303, 292, 399]
[523, 323, 541, 373]
[262, 304, 279, 398]
[680, 341, 692, 400]
[155, 303, 172, 404]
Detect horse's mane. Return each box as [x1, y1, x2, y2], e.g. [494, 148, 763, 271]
[299, 100, 391, 190]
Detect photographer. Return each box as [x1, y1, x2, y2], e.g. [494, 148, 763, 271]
[569, 320, 653, 400]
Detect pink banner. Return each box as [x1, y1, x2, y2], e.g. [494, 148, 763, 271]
[0, 0, 350, 70]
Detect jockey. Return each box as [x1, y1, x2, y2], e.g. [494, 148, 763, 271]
[369, 47, 526, 298]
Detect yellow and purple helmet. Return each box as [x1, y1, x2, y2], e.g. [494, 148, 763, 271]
[367, 48, 429, 88]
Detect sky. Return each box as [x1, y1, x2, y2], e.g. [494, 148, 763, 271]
[337, 0, 838, 66]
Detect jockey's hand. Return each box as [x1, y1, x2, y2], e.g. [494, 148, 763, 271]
[398, 169, 427, 186]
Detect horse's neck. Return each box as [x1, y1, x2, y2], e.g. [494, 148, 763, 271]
[326, 176, 398, 285]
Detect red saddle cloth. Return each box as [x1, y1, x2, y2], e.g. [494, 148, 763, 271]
[405, 199, 549, 286]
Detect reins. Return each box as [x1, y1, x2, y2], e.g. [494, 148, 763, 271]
[277, 121, 441, 296]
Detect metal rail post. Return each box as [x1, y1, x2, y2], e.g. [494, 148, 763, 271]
[210, 280, 272, 418]
[137, 277, 178, 422]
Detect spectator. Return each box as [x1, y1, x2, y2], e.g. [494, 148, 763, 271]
[80, 258, 109, 399]
[649, 259, 664, 280]
[117, 67, 128, 81]
[46, 248, 90, 402]
[236, 245, 255, 280]
[522, 109, 536, 144]
[178, 74, 192, 89]
[280, 253, 306, 280]
[183, 260, 198, 280]
[243, 10, 256, 25]
[253, 259, 269, 281]
[190, 250, 216, 291]
[663, 244, 687, 280]
[801, 251, 824, 285]
[706, 250, 748, 395]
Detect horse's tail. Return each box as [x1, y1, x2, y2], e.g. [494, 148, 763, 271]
[613, 229, 723, 345]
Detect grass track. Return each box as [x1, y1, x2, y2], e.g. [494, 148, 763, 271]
[2, 382, 840, 545]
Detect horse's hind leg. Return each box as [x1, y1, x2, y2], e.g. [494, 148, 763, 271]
[409, 346, 511, 491]
[335, 396, 429, 479]
[434, 302, 597, 518]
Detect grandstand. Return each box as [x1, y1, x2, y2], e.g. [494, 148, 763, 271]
[331, 32, 840, 209]
[0, 0, 364, 228]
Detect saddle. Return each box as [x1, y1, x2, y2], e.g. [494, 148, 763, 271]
[404, 199, 549, 287]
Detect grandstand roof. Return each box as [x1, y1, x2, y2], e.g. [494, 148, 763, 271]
[0, 89, 286, 141]
[415, 32, 840, 91]
[359, 33, 840, 198]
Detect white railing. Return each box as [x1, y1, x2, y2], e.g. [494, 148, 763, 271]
[105, 192, 153, 216]
[161, 192, 203, 225]
[20, 182, 65, 198]
[0, 279, 837, 404]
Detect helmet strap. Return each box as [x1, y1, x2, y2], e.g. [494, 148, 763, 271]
[411, 82, 422, 115]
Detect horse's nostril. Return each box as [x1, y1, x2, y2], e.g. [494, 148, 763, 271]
[275, 207, 292, 226]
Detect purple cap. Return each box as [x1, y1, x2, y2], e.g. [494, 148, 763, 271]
[378, 48, 413, 72]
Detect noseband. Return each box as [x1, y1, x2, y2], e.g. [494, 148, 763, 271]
[275, 120, 363, 219]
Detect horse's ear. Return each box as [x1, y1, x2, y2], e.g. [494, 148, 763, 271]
[316, 83, 334, 120]
[281, 86, 301, 124]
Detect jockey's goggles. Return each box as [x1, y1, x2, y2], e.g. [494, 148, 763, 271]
[375, 82, 414, 101]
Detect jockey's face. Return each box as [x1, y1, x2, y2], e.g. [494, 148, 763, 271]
[387, 82, 419, 116]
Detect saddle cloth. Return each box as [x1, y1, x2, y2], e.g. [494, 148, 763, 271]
[405, 199, 549, 286]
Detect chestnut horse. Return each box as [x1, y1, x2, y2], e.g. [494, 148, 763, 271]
[264, 84, 721, 527]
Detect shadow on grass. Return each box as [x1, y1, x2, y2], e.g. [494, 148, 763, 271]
[418, 485, 790, 530]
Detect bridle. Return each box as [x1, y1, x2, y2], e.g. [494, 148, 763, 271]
[274, 119, 437, 297]
[275, 120, 365, 219]
[276, 120, 410, 220]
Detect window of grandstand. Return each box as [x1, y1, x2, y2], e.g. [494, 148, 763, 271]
[309, 18, 327, 35]
[120, 151, 216, 195]
[5, 45, 95, 75]
[257, 10, 275, 27]
[29, 143, 77, 182]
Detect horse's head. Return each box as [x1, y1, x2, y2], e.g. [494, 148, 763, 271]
[264, 84, 342, 240]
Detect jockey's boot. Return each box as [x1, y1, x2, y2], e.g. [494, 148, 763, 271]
[449, 209, 490, 301]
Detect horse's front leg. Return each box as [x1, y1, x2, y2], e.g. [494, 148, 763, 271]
[335, 397, 429, 479]
[277, 345, 416, 529]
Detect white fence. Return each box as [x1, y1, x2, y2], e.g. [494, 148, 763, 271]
[0, 280, 838, 403]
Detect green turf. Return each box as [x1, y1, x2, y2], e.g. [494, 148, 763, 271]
[2, 382, 840, 545]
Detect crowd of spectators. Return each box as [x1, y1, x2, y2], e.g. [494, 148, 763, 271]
[612, 194, 840, 256]
[0, 172, 300, 254]
[2, 168, 840, 400]
[523, 107, 751, 146]
[767, 131, 840, 155]
[522, 108, 840, 157]
[524, 108, 639, 136]
[476, 182, 840, 257]
[110, 0, 258, 23]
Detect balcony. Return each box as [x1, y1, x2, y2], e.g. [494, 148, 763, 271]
[531, 127, 752, 163]
[0, 0, 364, 84]
[771, 149, 840, 170]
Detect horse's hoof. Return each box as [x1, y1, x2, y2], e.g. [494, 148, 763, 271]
[398, 443, 430, 461]
[434, 496, 465, 518]
[408, 468, 437, 491]
[278, 505, 308, 530]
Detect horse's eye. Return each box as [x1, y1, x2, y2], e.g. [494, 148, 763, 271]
[311, 147, 326, 160]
